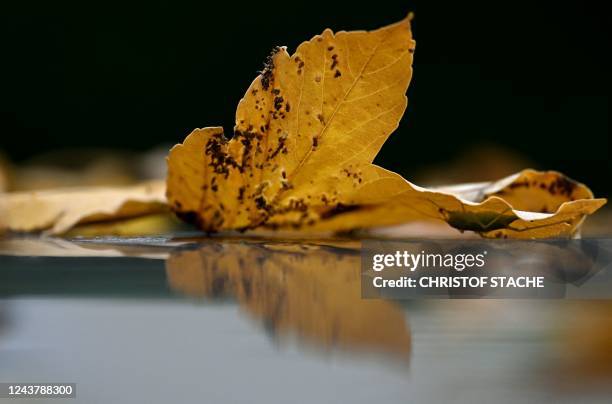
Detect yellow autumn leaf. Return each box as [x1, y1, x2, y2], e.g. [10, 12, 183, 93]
[304, 169, 606, 239]
[166, 16, 605, 238]
[63, 212, 181, 237]
[0, 180, 167, 235]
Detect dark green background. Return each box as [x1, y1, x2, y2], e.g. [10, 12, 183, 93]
[1, 0, 609, 194]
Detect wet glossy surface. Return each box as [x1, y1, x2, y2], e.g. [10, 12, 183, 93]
[1, 238, 611, 403]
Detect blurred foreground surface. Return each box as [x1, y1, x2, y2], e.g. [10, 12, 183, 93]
[1, 238, 611, 404]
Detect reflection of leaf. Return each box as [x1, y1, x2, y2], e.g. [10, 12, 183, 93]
[555, 302, 612, 383]
[165, 241, 411, 358]
[0, 181, 166, 235]
[166, 16, 605, 238]
[0, 236, 172, 259]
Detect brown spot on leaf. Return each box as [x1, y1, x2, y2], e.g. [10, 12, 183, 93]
[320, 203, 363, 219]
[312, 136, 319, 150]
[507, 180, 530, 189]
[330, 54, 338, 70]
[260, 46, 281, 91]
[549, 176, 578, 197]
[205, 133, 240, 178]
[268, 132, 288, 159]
[274, 95, 284, 110]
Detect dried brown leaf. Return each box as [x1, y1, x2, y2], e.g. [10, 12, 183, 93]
[166, 16, 605, 238]
[0, 181, 166, 235]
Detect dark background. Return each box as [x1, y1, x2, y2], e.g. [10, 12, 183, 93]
[1, 0, 609, 194]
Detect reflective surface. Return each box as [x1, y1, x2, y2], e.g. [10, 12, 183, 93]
[1, 238, 611, 403]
